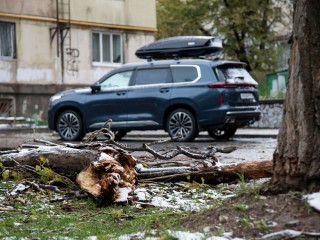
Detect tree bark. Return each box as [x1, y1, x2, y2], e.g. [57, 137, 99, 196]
[271, 0, 320, 192]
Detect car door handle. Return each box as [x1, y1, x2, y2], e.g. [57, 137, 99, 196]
[116, 91, 126, 96]
[159, 88, 169, 93]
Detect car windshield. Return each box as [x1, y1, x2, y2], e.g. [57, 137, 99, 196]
[216, 67, 257, 85]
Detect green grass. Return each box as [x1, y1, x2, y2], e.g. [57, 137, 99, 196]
[0, 199, 186, 239]
[0, 174, 269, 239]
[0, 180, 189, 239]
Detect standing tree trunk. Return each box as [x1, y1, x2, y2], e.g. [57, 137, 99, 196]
[271, 0, 320, 192]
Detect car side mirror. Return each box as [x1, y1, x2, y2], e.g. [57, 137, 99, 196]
[91, 85, 101, 93]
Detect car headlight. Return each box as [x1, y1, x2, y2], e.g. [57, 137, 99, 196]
[50, 94, 63, 102]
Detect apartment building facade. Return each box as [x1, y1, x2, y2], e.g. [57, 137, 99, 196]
[0, 0, 156, 121]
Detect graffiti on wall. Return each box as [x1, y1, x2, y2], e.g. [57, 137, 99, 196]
[66, 48, 80, 76]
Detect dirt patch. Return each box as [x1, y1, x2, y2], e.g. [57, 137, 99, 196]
[180, 192, 320, 239]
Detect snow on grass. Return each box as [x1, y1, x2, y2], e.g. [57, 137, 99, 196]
[134, 182, 235, 212]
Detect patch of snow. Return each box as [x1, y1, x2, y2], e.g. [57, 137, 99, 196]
[304, 192, 320, 212]
[167, 230, 205, 240]
[134, 183, 235, 212]
[86, 236, 98, 240]
[116, 230, 244, 240]
[115, 187, 132, 203]
[135, 163, 144, 172]
[261, 229, 301, 239]
[10, 183, 29, 196]
[0, 238, 29, 240]
[134, 188, 151, 202]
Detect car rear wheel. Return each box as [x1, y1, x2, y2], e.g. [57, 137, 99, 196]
[57, 110, 85, 141]
[208, 126, 237, 140]
[167, 109, 198, 142]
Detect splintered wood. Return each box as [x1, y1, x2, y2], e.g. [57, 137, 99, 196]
[76, 146, 137, 204]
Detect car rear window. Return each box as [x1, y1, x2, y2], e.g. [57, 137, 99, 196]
[216, 66, 257, 85]
[134, 68, 171, 85]
[171, 66, 199, 83]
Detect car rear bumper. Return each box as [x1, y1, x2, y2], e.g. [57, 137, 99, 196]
[199, 106, 261, 130]
[225, 109, 261, 125]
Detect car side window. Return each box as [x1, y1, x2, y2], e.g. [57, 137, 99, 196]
[100, 71, 132, 89]
[134, 68, 171, 85]
[171, 66, 198, 83]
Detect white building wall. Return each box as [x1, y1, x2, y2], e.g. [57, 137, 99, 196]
[0, 18, 155, 85]
[0, 17, 59, 84]
[0, 0, 156, 119]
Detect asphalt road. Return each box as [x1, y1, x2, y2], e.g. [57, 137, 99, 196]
[0, 128, 277, 164]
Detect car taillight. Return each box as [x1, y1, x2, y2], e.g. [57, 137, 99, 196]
[220, 94, 224, 105]
[208, 82, 257, 88]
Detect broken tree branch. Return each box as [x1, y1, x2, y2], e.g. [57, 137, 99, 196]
[138, 160, 273, 184]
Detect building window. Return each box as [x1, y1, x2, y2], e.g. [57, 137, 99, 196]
[0, 98, 13, 117]
[0, 22, 16, 59]
[92, 32, 122, 64]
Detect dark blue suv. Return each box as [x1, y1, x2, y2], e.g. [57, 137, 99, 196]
[48, 58, 260, 141]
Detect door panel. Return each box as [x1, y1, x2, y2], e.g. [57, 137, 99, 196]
[84, 71, 133, 129]
[126, 85, 171, 127]
[126, 68, 172, 128]
[84, 88, 128, 129]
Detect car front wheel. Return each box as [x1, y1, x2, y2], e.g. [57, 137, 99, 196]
[208, 126, 237, 140]
[56, 110, 85, 141]
[167, 109, 198, 142]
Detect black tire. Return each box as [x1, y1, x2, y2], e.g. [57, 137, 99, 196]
[208, 127, 237, 140]
[167, 108, 198, 142]
[114, 130, 127, 141]
[56, 110, 85, 141]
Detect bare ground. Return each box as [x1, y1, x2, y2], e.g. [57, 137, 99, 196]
[180, 191, 320, 239]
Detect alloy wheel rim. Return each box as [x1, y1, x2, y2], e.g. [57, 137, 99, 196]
[169, 112, 193, 139]
[58, 113, 80, 139]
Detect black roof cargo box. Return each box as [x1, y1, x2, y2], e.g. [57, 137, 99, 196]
[135, 36, 222, 60]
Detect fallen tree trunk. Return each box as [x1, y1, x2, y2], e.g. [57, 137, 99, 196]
[137, 160, 273, 184]
[0, 136, 273, 204]
[1, 143, 273, 185]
